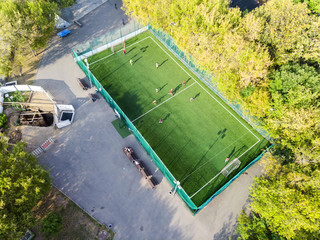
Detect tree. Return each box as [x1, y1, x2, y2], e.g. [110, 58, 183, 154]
[266, 63, 320, 159]
[0, 0, 58, 76]
[236, 211, 285, 240]
[294, 0, 320, 15]
[51, 0, 77, 8]
[24, 0, 58, 54]
[255, 0, 320, 65]
[40, 212, 63, 237]
[0, 135, 51, 239]
[0, 1, 25, 77]
[249, 160, 320, 239]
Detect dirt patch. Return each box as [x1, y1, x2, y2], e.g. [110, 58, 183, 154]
[8, 129, 22, 144]
[8, 48, 45, 85]
[31, 187, 114, 240]
[20, 111, 53, 127]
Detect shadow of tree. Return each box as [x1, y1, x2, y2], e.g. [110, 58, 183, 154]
[213, 213, 239, 240]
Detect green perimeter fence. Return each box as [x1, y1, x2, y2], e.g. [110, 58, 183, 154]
[72, 23, 272, 213]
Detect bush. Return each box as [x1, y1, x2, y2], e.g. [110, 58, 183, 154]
[40, 212, 63, 237]
[0, 113, 8, 129]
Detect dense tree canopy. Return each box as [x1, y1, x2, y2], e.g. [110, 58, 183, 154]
[0, 0, 59, 76]
[122, 0, 320, 238]
[0, 135, 51, 239]
[265, 63, 320, 158]
[245, 151, 320, 239]
[0, 0, 76, 77]
[255, 0, 320, 65]
[294, 0, 320, 14]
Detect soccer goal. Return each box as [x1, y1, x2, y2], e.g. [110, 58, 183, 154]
[221, 158, 241, 178]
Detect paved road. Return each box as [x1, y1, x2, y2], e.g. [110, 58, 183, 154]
[33, 1, 263, 239]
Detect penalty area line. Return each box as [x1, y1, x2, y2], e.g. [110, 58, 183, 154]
[189, 138, 261, 199]
[89, 36, 152, 66]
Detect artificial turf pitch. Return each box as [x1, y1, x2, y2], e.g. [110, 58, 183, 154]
[87, 31, 270, 207]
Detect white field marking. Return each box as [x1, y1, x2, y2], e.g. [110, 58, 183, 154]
[180, 131, 253, 183]
[132, 82, 196, 123]
[149, 37, 260, 141]
[190, 139, 260, 199]
[90, 36, 152, 66]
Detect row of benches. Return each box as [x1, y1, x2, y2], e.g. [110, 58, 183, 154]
[123, 147, 158, 189]
[76, 77, 100, 102]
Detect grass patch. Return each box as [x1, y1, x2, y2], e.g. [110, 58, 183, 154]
[111, 118, 131, 138]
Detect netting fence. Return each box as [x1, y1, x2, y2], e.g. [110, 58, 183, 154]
[73, 21, 146, 60]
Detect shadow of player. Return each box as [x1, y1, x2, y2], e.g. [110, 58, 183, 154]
[218, 128, 227, 139]
[194, 92, 201, 99]
[175, 84, 182, 92]
[228, 147, 236, 159]
[159, 83, 168, 91]
[127, 47, 136, 54]
[134, 56, 143, 64]
[157, 94, 167, 102]
[163, 113, 171, 121]
[159, 59, 168, 67]
[140, 46, 149, 52]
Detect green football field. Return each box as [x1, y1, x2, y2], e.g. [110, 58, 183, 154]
[86, 31, 270, 207]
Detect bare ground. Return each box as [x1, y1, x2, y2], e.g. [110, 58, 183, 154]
[31, 187, 114, 240]
[8, 48, 46, 85]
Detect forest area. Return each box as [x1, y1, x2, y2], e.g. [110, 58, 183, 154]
[121, 0, 320, 239]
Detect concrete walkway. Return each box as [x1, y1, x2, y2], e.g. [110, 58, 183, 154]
[32, 1, 263, 239]
[61, 0, 109, 23]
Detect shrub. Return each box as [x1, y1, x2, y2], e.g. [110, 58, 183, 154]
[0, 113, 8, 129]
[40, 212, 63, 237]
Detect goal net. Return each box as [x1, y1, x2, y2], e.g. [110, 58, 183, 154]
[221, 158, 241, 178]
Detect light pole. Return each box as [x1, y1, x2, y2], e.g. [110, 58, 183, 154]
[84, 59, 93, 88]
[169, 180, 181, 196]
